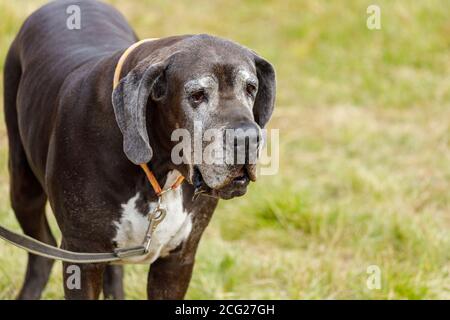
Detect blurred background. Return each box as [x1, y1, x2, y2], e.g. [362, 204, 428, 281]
[0, 0, 449, 299]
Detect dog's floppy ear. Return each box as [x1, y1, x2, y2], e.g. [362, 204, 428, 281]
[112, 60, 169, 165]
[253, 54, 276, 128]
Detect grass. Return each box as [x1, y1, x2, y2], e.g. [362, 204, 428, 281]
[0, 0, 449, 299]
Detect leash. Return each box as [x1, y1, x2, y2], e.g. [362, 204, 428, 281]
[0, 39, 184, 264]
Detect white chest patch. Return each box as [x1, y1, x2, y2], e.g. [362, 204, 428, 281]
[113, 170, 192, 264]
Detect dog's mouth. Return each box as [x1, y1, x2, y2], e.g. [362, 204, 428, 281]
[192, 166, 253, 200]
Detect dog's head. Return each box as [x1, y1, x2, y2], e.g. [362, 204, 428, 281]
[112, 35, 276, 199]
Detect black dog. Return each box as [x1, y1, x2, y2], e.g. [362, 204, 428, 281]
[3, 0, 275, 299]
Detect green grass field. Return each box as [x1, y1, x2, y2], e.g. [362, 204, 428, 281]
[0, 0, 449, 299]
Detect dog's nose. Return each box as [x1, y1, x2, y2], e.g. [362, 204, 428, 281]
[226, 122, 261, 165]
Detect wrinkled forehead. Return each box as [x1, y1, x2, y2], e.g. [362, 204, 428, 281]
[183, 66, 258, 94]
[170, 42, 257, 88]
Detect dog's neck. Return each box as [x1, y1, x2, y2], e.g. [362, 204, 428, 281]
[145, 145, 174, 188]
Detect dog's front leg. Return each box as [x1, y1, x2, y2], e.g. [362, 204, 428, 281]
[62, 262, 105, 300]
[147, 198, 217, 300]
[147, 250, 197, 300]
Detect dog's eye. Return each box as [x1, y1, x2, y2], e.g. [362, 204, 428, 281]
[246, 83, 257, 97]
[190, 90, 206, 104]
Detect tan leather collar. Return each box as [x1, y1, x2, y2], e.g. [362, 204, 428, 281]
[113, 38, 157, 89]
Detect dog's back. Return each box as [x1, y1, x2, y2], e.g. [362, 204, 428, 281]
[15, 0, 136, 71]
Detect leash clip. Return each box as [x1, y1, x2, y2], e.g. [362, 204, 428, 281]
[143, 196, 167, 253]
